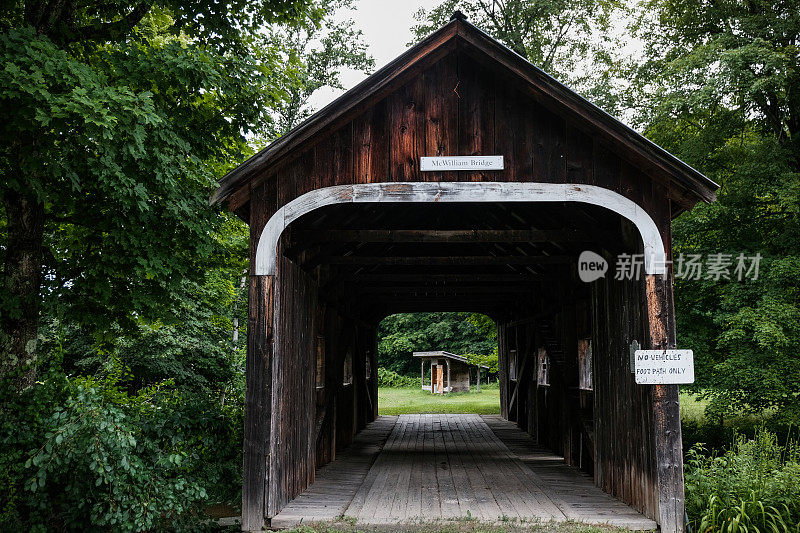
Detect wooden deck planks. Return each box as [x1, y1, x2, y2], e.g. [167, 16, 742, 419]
[270, 416, 397, 528]
[451, 414, 504, 520]
[483, 415, 658, 530]
[272, 414, 657, 530]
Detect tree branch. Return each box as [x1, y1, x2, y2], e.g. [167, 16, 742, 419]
[68, 1, 153, 43]
[543, 18, 572, 70]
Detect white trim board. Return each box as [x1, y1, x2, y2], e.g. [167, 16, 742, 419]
[254, 182, 667, 276]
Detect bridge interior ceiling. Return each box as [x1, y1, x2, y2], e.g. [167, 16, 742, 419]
[281, 201, 639, 320]
[257, 196, 671, 527]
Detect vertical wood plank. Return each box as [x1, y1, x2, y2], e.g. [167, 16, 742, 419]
[646, 273, 684, 533]
[334, 124, 354, 186]
[589, 265, 660, 521]
[593, 143, 621, 194]
[566, 124, 594, 185]
[315, 136, 336, 190]
[531, 103, 566, 183]
[424, 56, 459, 182]
[368, 100, 390, 183]
[265, 250, 323, 519]
[389, 78, 425, 181]
[492, 80, 515, 182]
[353, 104, 390, 184]
[457, 57, 496, 181]
[242, 178, 277, 531]
[498, 324, 509, 419]
[242, 275, 275, 531]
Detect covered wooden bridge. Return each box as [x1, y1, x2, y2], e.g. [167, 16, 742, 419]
[211, 13, 718, 533]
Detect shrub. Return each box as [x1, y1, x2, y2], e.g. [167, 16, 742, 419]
[0, 359, 242, 531]
[684, 427, 800, 532]
[376, 367, 417, 388]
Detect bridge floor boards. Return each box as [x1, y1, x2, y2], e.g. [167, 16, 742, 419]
[270, 414, 657, 530]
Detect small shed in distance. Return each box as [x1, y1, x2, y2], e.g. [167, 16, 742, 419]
[414, 351, 488, 393]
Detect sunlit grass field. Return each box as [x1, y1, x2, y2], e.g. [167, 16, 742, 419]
[378, 387, 710, 419]
[679, 390, 708, 423]
[377, 385, 727, 422]
[378, 383, 501, 415]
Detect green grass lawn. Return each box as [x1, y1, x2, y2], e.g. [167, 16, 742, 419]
[678, 390, 773, 425]
[679, 390, 708, 423]
[377, 386, 764, 432]
[377, 387, 723, 421]
[378, 384, 501, 415]
[379, 387, 708, 419]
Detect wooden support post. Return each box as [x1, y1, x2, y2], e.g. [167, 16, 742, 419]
[242, 275, 275, 532]
[498, 324, 509, 419]
[421, 360, 424, 390]
[476, 367, 481, 392]
[371, 328, 379, 420]
[446, 360, 451, 393]
[646, 274, 685, 533]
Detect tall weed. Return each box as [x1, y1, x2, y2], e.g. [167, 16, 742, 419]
[685, 427, 800, 532]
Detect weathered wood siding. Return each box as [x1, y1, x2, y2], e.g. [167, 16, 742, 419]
[268, 253, 318, 516]
[242, 179, 278, 531]
[263, 238, 379, 518]
[592, 274, 658, 519]
[495, 258, 661, 522]
[246, 52, 669, 218]
[242, 45, 681, 529]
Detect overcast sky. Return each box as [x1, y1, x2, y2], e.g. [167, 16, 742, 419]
[308, 0, 441, 109]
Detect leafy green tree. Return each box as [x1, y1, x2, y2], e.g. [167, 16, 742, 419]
[462, 352, 498, 375]
[463, 314, 498, 373]
[0, 0, 314, 390]
[0, 0, 334, 526]
[377, 313, 496, 376]
[265, 0, 374, 137]
[627, 0, 800, 422]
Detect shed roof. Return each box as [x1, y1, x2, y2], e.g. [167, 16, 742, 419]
[212, 14, 718, 211]
[413, 351, 489, 369]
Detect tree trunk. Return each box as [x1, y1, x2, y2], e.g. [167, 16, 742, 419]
[1, 188, 45, 390]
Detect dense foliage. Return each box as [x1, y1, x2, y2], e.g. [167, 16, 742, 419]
[377, 313, 497, 377]
[0, 0, 372, 529]
[264, 0, 374, 138]
[625, 0, 800, 424]
[684, 428, 800, 532]
[0, 0, 316, 391]
[0, 1, 271, 526]
[376, 368, 418, 388]
[0, 364, 243, 530]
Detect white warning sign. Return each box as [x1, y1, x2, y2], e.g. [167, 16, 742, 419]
[634, 349, 694, 385]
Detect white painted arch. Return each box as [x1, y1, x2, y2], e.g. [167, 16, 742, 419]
[254, 182, 667, 276]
